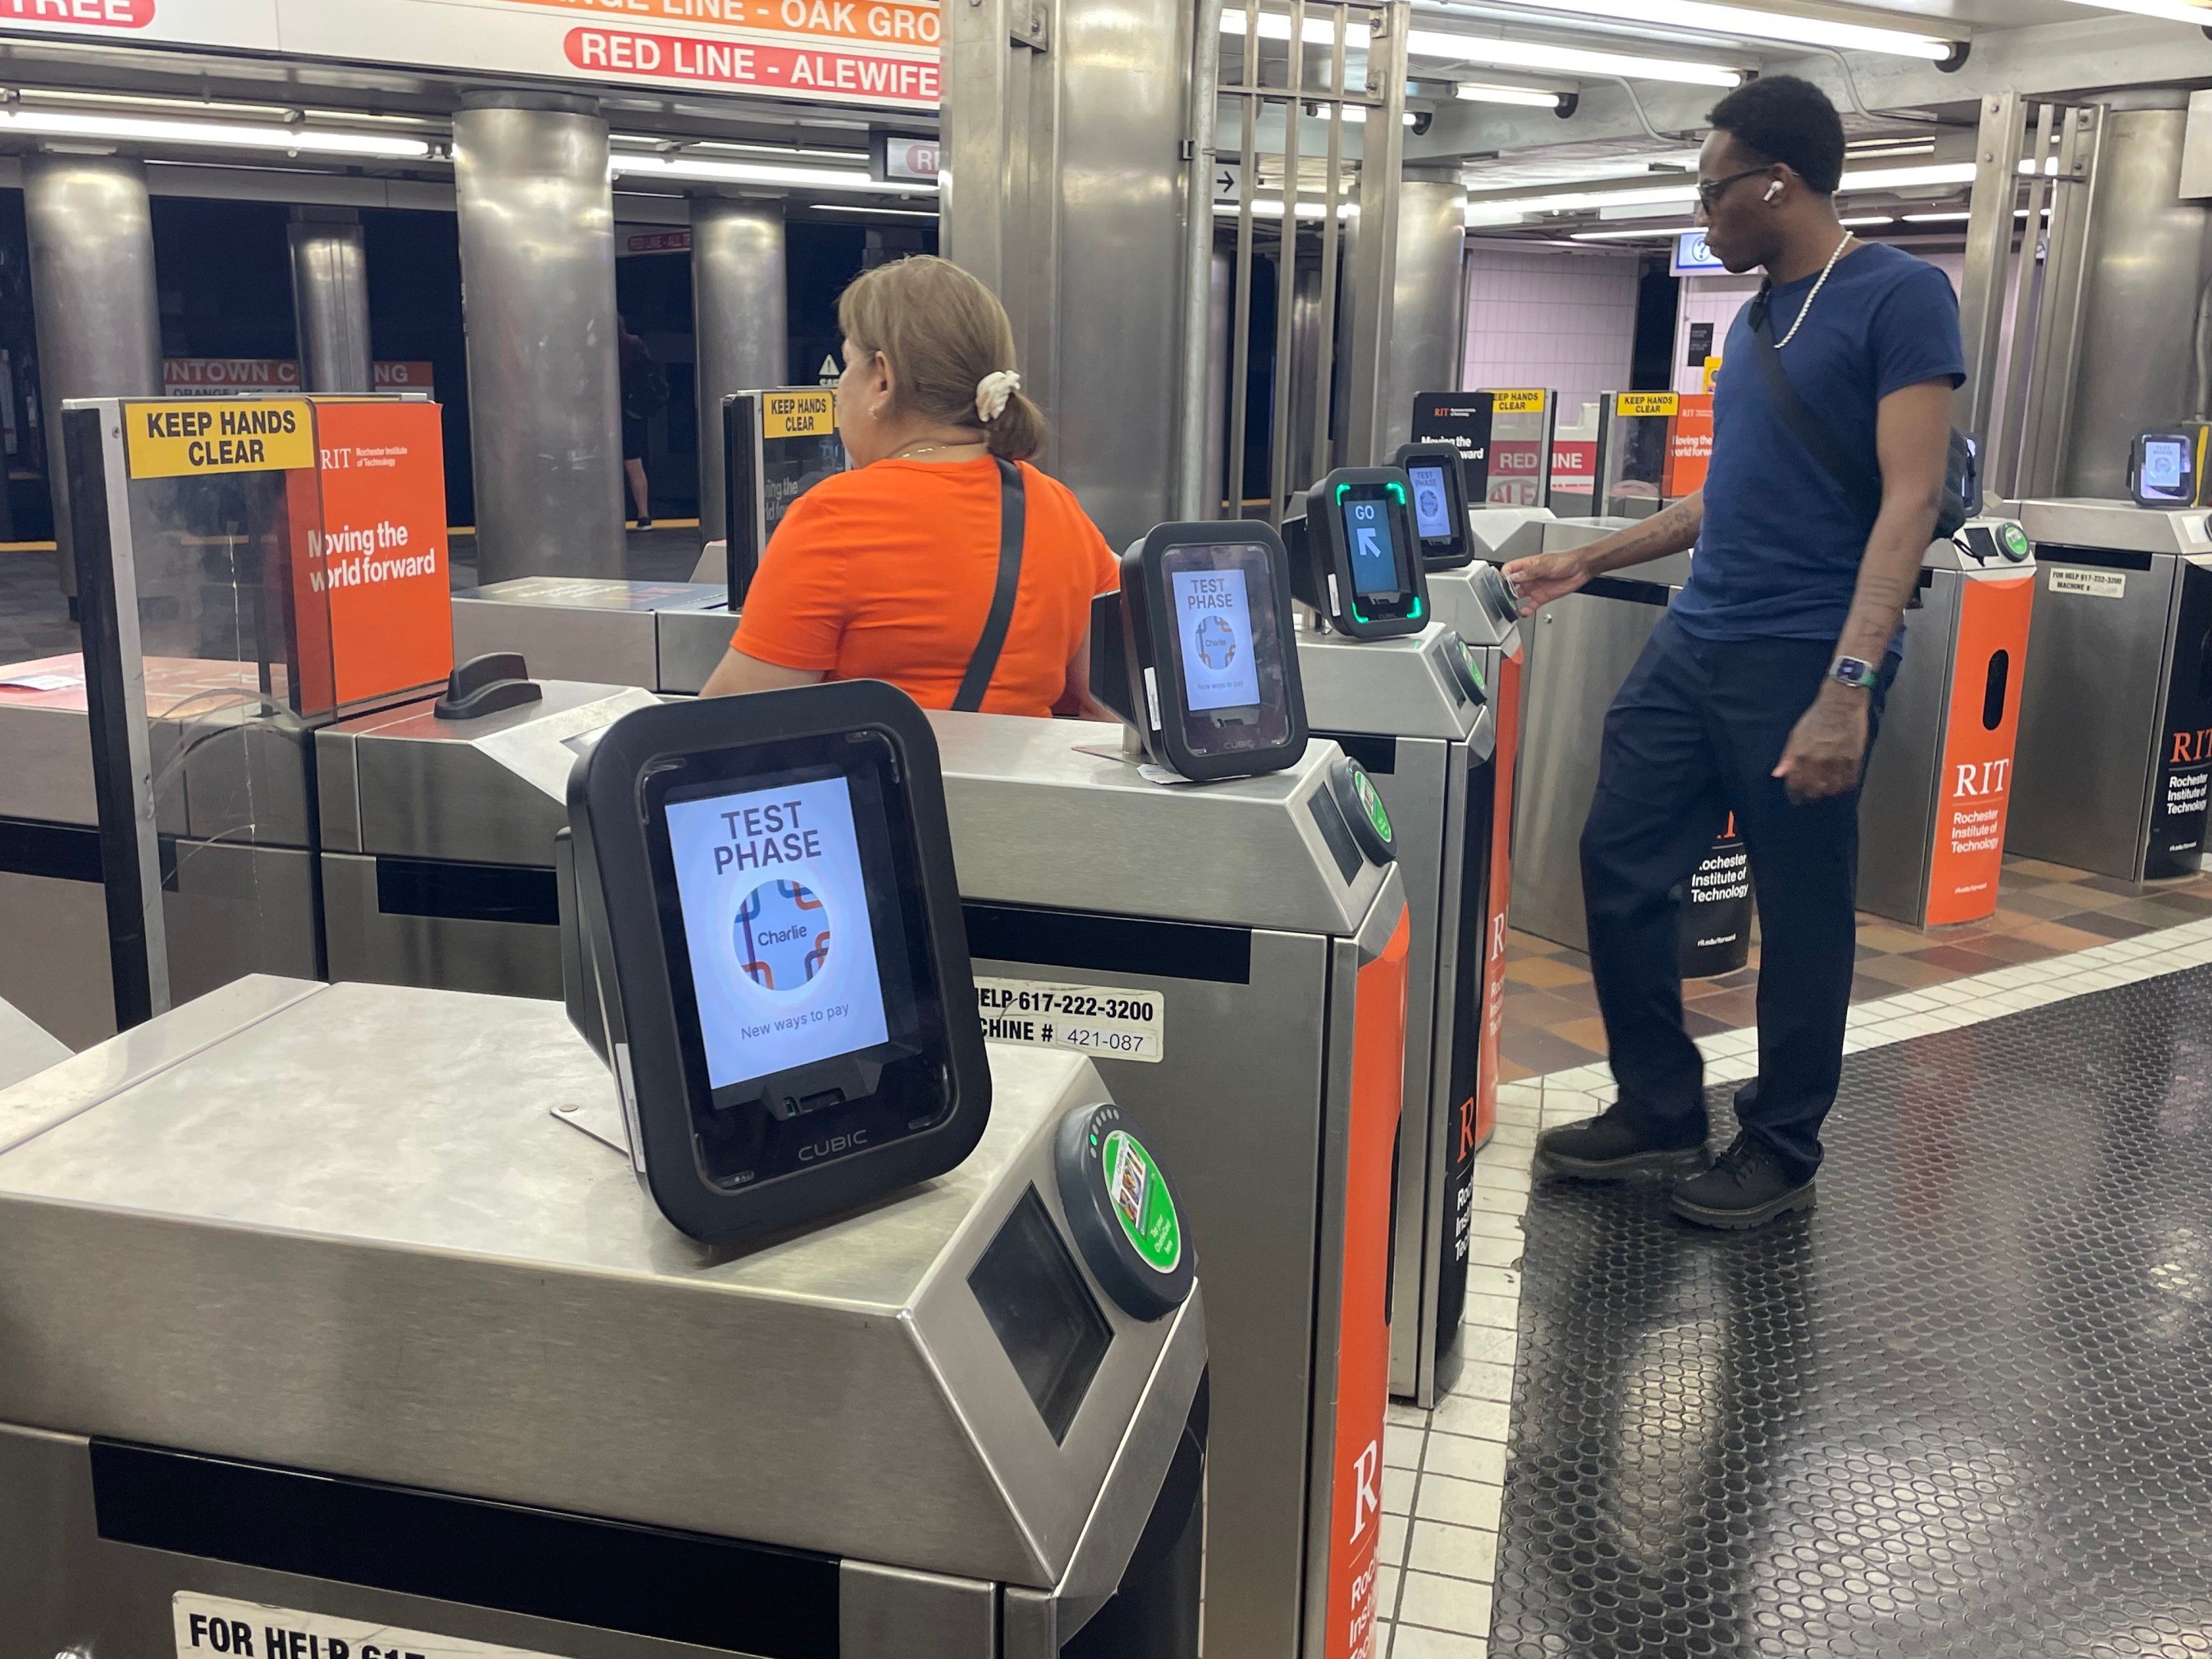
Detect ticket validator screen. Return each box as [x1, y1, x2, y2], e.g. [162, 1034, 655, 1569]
[1341, 497, 1403, 597]
[1407, 462, 1455, 541]
[2141, 437, 2191, 503]
[1160, 539, 1296, 759]
[663, 772, 892, 1091]
[1170, 565, 1261, 714]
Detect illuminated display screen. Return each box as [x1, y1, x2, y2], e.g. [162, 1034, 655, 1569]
[1408, 464, 1454, 540]
[2143, 439, 2189, 498]
[664, 774, 890, 1089]
[1170, 566, 1260, 712]
[1340, 498, 1400, 597]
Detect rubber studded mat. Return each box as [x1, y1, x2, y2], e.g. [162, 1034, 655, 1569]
[1493, 967, 2212, 1657]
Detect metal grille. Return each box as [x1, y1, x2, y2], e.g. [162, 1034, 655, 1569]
[1495, 969, 2212, 1656]
[1176, 0, 1408, 525]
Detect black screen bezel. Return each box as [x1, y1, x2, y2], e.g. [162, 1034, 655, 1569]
[1320, 478, 1424, 627]
[1158, 538, 1300, 764]
[1393, 441, 1475, 568]
[968, 1184, 1115, 1443]
[2136, 432, 2197, 508]
[642, 730, 953, 1190]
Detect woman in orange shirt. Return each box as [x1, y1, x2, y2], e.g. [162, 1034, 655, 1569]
[700, 256, 1119, 717]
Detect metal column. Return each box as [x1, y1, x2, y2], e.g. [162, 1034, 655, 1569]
[942, 0, 1192, 547]
[690, 195, 789, 543]
[287, 207, 373, 395]
[23, 154, 161, 600]
[452, 92, 624, 584]
[1380, 174, 1467, 455]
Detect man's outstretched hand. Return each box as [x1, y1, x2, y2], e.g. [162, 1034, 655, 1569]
[1501, 549, 1591, 615]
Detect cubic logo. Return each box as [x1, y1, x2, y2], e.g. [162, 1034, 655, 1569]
[2173, 728, 2212, 766]
[1953, 759, 2012, 797]
[797, 1128, 869, 1162]
[1350, 1440, 1381, 1542]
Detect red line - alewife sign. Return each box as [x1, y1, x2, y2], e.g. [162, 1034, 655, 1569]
[565, 25, 939, 105]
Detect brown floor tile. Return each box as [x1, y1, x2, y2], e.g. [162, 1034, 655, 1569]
[2003, 857, 2088, 881]
[1499, 1024, 1605, 1075]
[1505, 929, 1565, 956]
[1681, 1006, 1736, 1038]
[1505, 988, 1601, 1031]
[2099, 899, 2207, 929]
[1496, 1056, 1536, 1084]
[2139, 887, 2212, 917]
[1850, 953, 1959, 990]
[1685, 985, 1759, 1028]
[1851, 972, 1902, 1002]
[1856, 922, 1935, 954]
[1705, 966, 1760, 991]
[1504, 955, 1592, 991]
[1998, 887, 2102, 921]
[1552, 1015, 1611, 1054]
[2010, 919, 2114, 952]
[2072, 873, 2154, 898]
[1906, 943, 2011, 975]
[2058, 909, 2159, 942]
[1971, 932, 2064, 965]
[2031, 884, 2133, 912]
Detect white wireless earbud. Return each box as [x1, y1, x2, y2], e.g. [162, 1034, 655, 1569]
[1764, 180, 1784, 202]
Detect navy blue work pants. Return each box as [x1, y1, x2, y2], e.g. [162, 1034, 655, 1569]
[1579, 612, 1886, 1181]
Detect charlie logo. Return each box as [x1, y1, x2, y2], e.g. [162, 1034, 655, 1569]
[737, 879, 830, 991]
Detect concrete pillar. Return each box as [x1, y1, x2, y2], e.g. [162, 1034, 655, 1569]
[288, 207, 373, 395]
[452, 92, 624, 583]
[690, 196, 789, 545]
[23, 154, 163, 598]
[1380, 177, 1469, 457]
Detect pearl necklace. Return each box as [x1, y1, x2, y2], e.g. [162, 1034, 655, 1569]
[1773, 230, 1856, 350]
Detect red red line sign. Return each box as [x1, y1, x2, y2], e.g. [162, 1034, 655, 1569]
[0, 0, 152, 27]
[566, 26, 939, 104]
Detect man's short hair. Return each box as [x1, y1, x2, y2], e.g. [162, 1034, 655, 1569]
[1707, 75, 1846, 195]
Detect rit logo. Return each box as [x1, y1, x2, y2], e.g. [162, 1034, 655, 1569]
[1350, 1441, 1381, 1542]
[2174, 728, 2212, 765]
[1954, 759, 2011, 797]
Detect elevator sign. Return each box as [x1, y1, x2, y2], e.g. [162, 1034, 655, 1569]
[127, 399, 314, 478]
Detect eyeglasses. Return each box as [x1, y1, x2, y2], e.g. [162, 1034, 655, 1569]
[1696, 165, 1773, 211]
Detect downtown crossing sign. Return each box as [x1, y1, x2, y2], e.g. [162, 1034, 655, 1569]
[0, 0, 942, 110]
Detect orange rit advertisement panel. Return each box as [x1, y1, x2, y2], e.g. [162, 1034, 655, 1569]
[1326, 908, 1410, 1659]
[289, 400, 454, 717]
[1472, 648, 1523, 1149]
[1923, 574, 2035, 925]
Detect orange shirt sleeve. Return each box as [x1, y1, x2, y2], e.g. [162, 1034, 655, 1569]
[731, 488, 853, 672]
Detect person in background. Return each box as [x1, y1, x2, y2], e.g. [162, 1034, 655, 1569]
[618, 316, 667, 531]
[1507, 75, 1963, 1228]
[700, 256, 1118, 719]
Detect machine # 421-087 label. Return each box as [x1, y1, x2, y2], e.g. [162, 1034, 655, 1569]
[176, 1594, 569, 1659]
[975, 975, 1164, 1063]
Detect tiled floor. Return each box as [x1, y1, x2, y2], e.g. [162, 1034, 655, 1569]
[1496, 854, 2212, 1081]
[1375, 909, 2212, 1657]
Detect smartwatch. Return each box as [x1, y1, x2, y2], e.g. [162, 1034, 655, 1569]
[1827, 655, 1881, 692]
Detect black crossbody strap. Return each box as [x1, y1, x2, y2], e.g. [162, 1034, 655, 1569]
[1749, 288, 1885, 527]
[952, 456, 1027, 712]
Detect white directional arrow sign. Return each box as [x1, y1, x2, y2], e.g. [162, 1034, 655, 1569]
[1213, 158, 1243, 205]
[1356, 526, 1385, 565]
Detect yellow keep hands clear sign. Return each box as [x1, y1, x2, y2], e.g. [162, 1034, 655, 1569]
[126, 399, 315, 478]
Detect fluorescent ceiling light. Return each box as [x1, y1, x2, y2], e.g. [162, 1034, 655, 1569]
[1455, 82, 1569, 109]
[0, 109, 432, 158]
[1213, 197, 1358, 220]
[1482, 0, 1956, 61]
[1839, 215, 1895, 227]
[1334, 104, 1422, 124]
[811, 202, 939, 218]
[610, 154, 934, 194]
[1902, 211, 1972, 223]
[2059, 0, 2212, 22]
[1570, 224, 1692, 240]
[1839, 161, 1978, 190]
[1404, 25, 1744, 85]
[1220, 8, 1372, 46]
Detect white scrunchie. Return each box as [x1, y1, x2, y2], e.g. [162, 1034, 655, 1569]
[976, 369, 1022, 423]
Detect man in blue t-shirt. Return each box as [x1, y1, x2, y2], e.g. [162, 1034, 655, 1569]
[1508, 76, 1963, 1229]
